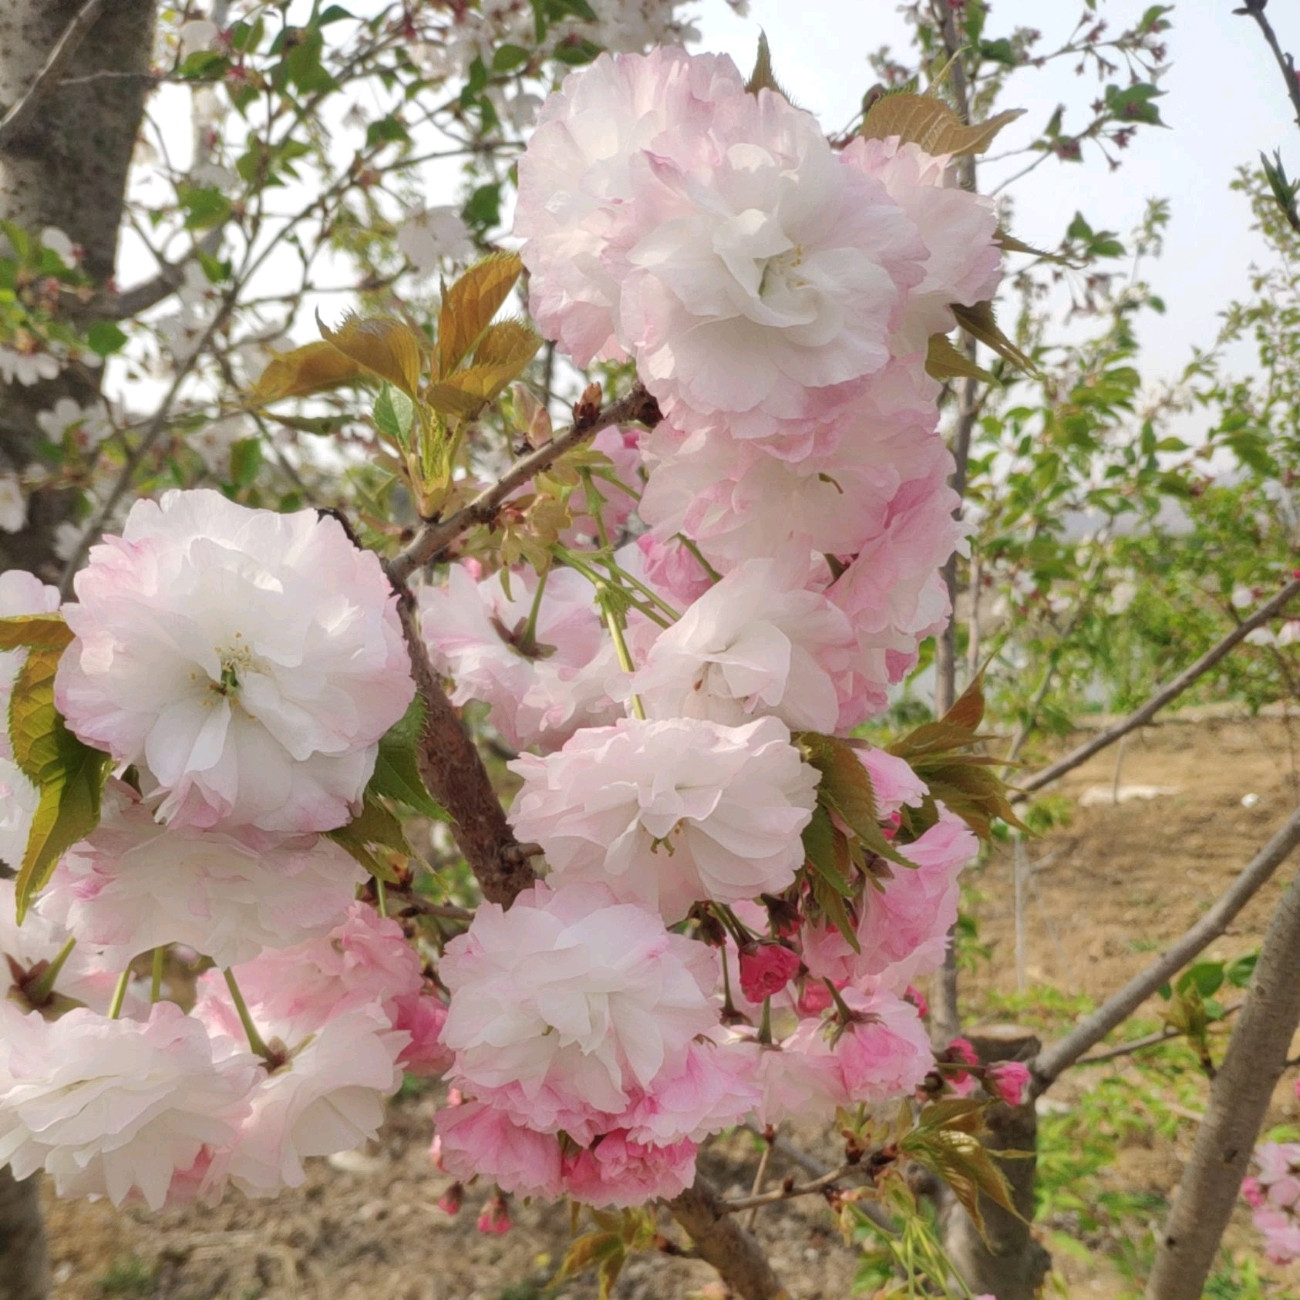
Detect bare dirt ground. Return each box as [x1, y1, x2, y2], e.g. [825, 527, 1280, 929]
[39, 711, 1300, 1300]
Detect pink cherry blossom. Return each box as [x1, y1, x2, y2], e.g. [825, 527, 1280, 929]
[509, 715, 818, 922]
[38, 781, 364, 968]
[986, 1061, 1031, 1107]
[392, 988, 452, 1078]
[55, 489, 413, 836]
[515, 46, 745, 365]
[562, 1132, 697, 1207]
[0, 1001, 259, 1210]
[420, 562, 620, 752]
[439, 882, 720, 1141]
[631, 556, 856, 733]
[739, 944, 802, 1004]
[433, 1101, 564, 1199]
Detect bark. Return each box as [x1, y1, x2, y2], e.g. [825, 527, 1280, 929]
[669, 1179, 788, 1300]
[1145, 851, 1300, 1299]
[938, 1025, 1051, 1300]
[0, 2, 157, 1290]
[0, 0, 157, 580]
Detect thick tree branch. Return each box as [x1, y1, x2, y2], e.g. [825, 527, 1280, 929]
[669, 1177, 789, 1300]
[389, 588, 536, 906]
[1032, 807, 1300, 1090]
[1017, 576, 1300, 799]
[386, 383, 661, 584]
[0, 0, 105, 150]
[1145, 851, 1300, 1298]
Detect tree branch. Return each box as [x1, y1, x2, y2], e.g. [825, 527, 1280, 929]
[100, 227, 226, 320]
[1071, 1002, 1242, 1069]
[668, 1177, 788, 1300]
[1032, 807, 1300, 1089]
[386, 383, 661, 584]
[0, 0, 107, 149]
[1145, 851, 1300, 1298]
[1239, 0, 1300, 131]
[721, 1162, 858, 1213]
[388, 588, 536, 906]
[1016, 576, 1300, 799]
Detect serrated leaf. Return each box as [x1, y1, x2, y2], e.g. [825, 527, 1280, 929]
[326, 794, 409, 884]
[809, 867, 859, 952]
[802, 733, 914, 868]
[861, 92, 1024, 156]
[926, 333, 996, 384]
[745, 31, 789, 98]
[473, 318, 542, 374]
[319, 314, 423, 395]
[0, 614, 72, 652]
[551, 1230, 623, 1287]
[801, 804, 853, 897]
[251, 341, 362, 404]
[425, 363, 528, 419]
[8, 647, 109, 918]
[951, 301, 1034, 373]
[369, 698, 445, 820]
[437, 252, 522, 379]
[373, 383, 416, 450]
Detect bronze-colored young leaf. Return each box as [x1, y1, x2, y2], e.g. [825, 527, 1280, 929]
[437, 252, 523, 379]
[319, 314, 423, 395]
[745, 30, 791, 99]
[425, 361, 532, 419]
[925, 332, 996, 384]
[861, 92, 1024, 156]
[251, 341, 362, 404]
[551, 1230, 624, 1290]
[994, 227, 1067, 262]
[801, 732, 915, 868]
[0, 613, 72, 652]
[950, 301, 1034, 373]
[473, 318, 542, 375]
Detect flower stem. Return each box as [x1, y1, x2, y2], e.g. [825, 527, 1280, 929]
[376, 878, 389, 918]
[600, 590, 646, 720]
[150, 948, 164, 1003]
[759, 997, 773, 1046]
[519, 561, 550, 657]
[108, 968, 131, 1020]
[223, 968, 274, 1062]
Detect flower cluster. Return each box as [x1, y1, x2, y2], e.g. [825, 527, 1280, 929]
[1, 41, 999, 1223]
[418, 46, 999, 1207]
[0, 491, 435, 1210]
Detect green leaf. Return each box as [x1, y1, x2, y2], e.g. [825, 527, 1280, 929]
[8, 646, 109, 917]
[365, 114, 410, 148]
[373, 383, 416, 449]
[180, 185, 232, 231]
[462, 182, 501, 232]
[86, 321, 128, 357]
[369, 698, 445, 820]
[179, 49, 230, 80]
[801, 733, 915, 869]
[926, 333, 996, 384]
[493, 44, 531, 73]
[228, 436, 262, 489]
[1103, 81, 1165, 127]
[327, 794, 409, 884]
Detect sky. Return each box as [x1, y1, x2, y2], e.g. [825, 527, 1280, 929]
[693, 0, 1298, 386]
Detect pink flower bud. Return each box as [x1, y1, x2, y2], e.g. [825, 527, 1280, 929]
[904, 985, 929, 1019]
[986, 1061, 1031, 1107]
[437, 1182, 464, 1216]
[1243, 1176, 1266, 1209]
[947, 1037, 979, 1068]
[739, 943, 801, 1004]
[477, 1194, 511, 1235]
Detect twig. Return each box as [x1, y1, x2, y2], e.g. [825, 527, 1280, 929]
[0, 0, 107, 149]
[103, 227, 227, 320]
[386, 383, 661, 583]
[1017, 577, 1300, 798]
[1239, 0, 1300, 130]
[1072, 1002, 1243, 1068]
[722, 1163, 858, 1214]
[1033, 807, 1300, 1090]
[743, 1134, 773, 1231]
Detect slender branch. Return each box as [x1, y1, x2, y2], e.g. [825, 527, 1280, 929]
[1239, 0, 1300, 130]
[1071, 1002, 1242, 1069]
[1017, 577, 1300, 798]
[101, 227, 226, 320]
[0, 0, 107, 149]
[386, 383, 661, 584]
[1033, 807, 1300, 1090]
[1145, 852, 1300, 1298]
[668, 1177, 788, 1300]
[722, 1163, 858, 1213]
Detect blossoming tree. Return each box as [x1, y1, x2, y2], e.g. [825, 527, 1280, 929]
[2, 4, 1300, 1300]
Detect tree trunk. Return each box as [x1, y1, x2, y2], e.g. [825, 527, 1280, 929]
[939, 1024, 1052, 1300]
[1145, 855, 1300, 1299]
[0, 2, 157, 1291]
[0, 0, 157, 581]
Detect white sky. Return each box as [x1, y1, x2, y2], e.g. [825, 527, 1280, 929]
[696, 0, 1297, 384]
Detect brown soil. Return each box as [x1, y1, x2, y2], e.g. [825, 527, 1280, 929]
[37, 712, 1300, 1300]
